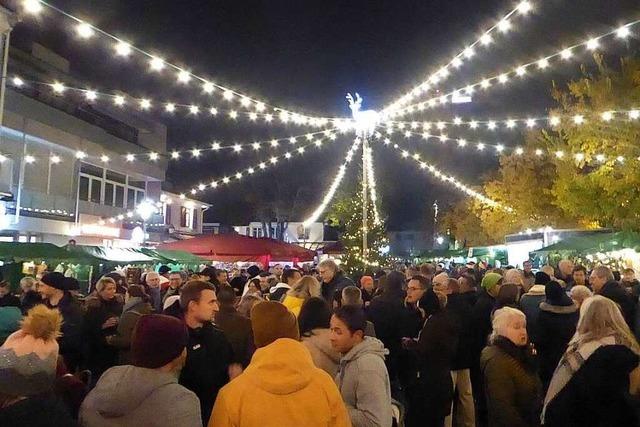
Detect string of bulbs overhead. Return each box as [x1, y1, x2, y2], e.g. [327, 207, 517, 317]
[387, 19, 640, 119]
[383, 0, 535, 115]
[302, 138, 362, 227]
[19, 0, 342, 127]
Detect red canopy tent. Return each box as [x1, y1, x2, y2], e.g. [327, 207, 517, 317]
[157, 233, 316, 265]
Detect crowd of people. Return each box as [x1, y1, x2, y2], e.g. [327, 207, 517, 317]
[1, 257, 640, 426]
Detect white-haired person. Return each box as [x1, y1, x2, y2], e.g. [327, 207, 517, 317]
[542, 295, 640, 426]
[480, 307, 542, 427]
[569, 285, 592, 309]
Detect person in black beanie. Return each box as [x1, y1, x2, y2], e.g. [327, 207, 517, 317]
[37, 272, 85, 372]
[536, 281, 579, 392]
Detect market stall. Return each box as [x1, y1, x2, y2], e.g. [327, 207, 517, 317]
[531, 230, 640, 270]
[158, 233, 315, 265]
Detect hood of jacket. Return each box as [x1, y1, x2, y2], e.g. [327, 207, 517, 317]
[86, 365, 180, 418]
[340, 336, 388, 364]
[539, 301, 578, 314]
[270, 282, 291, 293]
[243, 338, 316, 395]
[303, 328, 341, 364]
[525, 284, 547, 296]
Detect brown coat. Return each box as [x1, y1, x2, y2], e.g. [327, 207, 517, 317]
[480, 342, 542, 427]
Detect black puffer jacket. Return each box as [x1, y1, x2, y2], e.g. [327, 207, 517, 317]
[179, 321, 234, 424]
[320, 271, 354, 302]
[536, 301, 578, 389]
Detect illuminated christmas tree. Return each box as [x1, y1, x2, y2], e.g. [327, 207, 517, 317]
[330, 185, 389, 275]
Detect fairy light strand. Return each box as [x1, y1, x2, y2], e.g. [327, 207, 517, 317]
[383, 0, 534, 115]
[387, 19, 640, 118]
[303, 138, 362, 227]
[365, 145, 381, 225]
[21, 0, 342, 126]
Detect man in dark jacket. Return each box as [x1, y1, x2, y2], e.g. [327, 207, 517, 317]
[37, 272, 84, 372]
[318, 259, 354, 301]
[214, 286, 254, 367]
[179, 280, 239, 424]
[445, 278, 476, 427]
[590, 265, 636, 330]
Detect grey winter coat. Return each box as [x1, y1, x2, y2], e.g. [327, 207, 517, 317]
[79, 365, 202, 427]
[335, 337, 393, 427]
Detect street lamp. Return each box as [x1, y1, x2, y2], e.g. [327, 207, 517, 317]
[135, 200, 156, 245]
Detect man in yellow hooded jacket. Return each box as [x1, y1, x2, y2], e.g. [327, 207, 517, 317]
[209, 301, 351, 427]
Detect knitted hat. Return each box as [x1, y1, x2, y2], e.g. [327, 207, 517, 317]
[64, 277, 80, 291]
[481, 272, 503, 291]
[545, 281, 574, 306]
[131, 314, 188, 369]
[535, 271, 551, 286]
[251, 301, 300, 348]
[360, 275, 374, 287]
[40, 272, 67, 291]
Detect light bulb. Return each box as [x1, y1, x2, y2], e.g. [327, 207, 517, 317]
[76, 22, 94, 39]
[233, 144, 242, 153]
[498, 19, 511, 33]
[252, 142, 260, 150]
[555, 151, 564, 158]
[115, 41, 131, 57]
[50, 155, 61, 164]
[25, 155, 35, 164]
[535, 149, 543, 156]
[506, 119, 517, 128]
[616, 26, 631, 39]
[538, 58, 549, 69]
[149, 152, 159, 161]
[487, 121, 497, 130]
[126, 154, 135, 162]
[113, 95, 125, 106]
[575, 153, 584, 161]
[515, 147, 524, 155]
[518, 1, 532, 14]
[560, 49, 573, 60]
[480, 34, 493, 45]
[629, 110, 640, 120]
[586, 38, 599, 51]
[177, 70, 191, 83]
[573, 115, 585, 124]
[526, 119, 536, 128]
[451, 57, 463, 68]
[12, 76, 24, 87]
[149, 57, 165, 71]
[171, 151, 180, 159]
[165, 103, 176, 112]
[191, 148, 201, 158]
[549, 116, 560, 126]
[498, 74, 509, 84]
[223, 90, 234, 101]
[139, 99, 151, 110]
[516, 66, 526, 76]
[75, 151, 86, 159]
[203, 81, 215, 93]
[209, 107, 218, 116]
[100, 155, 110, 163]
[464, 47, 475, 58]
[52, 82, 65, 94]
[601, 111, 613, 121]
[189, 105, 200, 114]
[229, 110, 238, 119]
[23, 0, 43, 14]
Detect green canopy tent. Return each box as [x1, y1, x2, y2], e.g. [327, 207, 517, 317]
[0, 242, 103, 292]
[139, 248, 207, 270]
[532, 231, 640, 256]
[530, 231, 640, 269]
[418, 248, 468, 262]
[66, 245, 157, 264]
[466, 246, 509, 265]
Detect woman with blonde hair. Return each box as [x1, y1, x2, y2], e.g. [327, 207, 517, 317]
[282, 276, 321, 317]
[542, 295, 640, 426]
[0, 305, 75, 425]
[480, 307, 542, 427]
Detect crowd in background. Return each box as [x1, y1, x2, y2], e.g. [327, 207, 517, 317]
[1, 257, 640, 427]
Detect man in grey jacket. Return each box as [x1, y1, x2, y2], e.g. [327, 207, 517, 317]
[330, 305, 393, 427]
[80, 314, 202, 427]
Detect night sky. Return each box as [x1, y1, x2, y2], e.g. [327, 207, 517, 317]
[5, 0, 640, 230]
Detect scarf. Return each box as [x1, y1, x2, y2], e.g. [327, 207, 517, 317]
[492, 336, 538, 374]
[541, 333, 637, 423]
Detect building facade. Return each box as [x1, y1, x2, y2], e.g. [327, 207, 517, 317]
[233, 221, 324, 248]
[0, 43, 208, 246]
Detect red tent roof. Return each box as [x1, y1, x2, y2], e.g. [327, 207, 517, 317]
[158, 233, 315, 263]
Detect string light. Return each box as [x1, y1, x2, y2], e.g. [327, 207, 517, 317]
[303, 138, 362, 227]
[383, 1, 535, 114]
[365, 145, 381, 225]
[387, 108, 640, 131]
[385, 137, 512, 211]
[389, 18, 640, 118]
